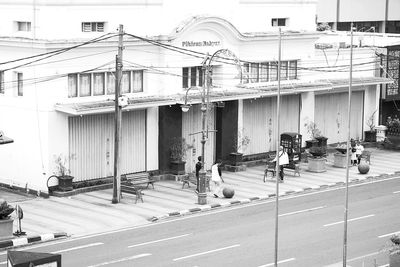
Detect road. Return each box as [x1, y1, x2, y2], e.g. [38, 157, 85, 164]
[1, 176, 399, 267]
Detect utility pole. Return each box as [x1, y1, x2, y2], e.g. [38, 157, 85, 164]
[342, 22, 354, 266]
[274, 27, 282, 267]
[112, 24, 124, 204]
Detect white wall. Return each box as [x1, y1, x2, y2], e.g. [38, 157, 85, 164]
[0, 0, 318, 40]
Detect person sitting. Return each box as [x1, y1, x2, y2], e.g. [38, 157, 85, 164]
[272, 146, 289, 182]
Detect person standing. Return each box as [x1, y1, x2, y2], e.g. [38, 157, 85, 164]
[351, 145, 357, 166]
[272, 146, 289, 182]
[195, 156, 202, 193]
[355, 141, 364, 165]
[211, 160, 224, 198]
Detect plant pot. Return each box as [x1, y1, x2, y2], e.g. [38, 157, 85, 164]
[390, 251, 400, 267]
[333, 152, 351, 168]
[229, 152, 243, 166]
[307, 157, 326, 172]
[305, 139, 318, 149]
[0, 218, 14, 240]
[170, 161, 186, 175]
[364, 130, 376, 142]
[335, 148, 348, 154]
[58, 175, 74, 191]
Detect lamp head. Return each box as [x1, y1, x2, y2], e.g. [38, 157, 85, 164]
[181, 104, 190, 112]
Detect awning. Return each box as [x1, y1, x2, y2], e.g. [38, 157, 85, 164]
[55, 76, 393, 116]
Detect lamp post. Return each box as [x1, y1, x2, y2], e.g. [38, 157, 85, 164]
[181, 49, 242, 205]
[181, 58, 210, 205]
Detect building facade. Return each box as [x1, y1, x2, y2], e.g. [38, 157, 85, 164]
[0, 1, 391, 194]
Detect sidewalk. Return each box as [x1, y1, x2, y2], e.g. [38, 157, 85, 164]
[1, 147, 400, 249]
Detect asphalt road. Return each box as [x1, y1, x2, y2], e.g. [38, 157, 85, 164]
[1, 176, 399, 267]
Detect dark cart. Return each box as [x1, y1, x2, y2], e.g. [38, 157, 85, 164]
[280, 132, 302, 163]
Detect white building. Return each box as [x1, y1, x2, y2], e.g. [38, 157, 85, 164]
[0, 1, 391, 194]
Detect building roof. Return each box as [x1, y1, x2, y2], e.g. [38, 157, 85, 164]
[55, 76, 392, 116]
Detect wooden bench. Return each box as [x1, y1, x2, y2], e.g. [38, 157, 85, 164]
[120, 172, 155, 203]
[264, 161, 300, 182]
[283, 162, 301, 177]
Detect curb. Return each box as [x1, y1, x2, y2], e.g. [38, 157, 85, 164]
[0, 232, 67, 250]
[149, 173, 400, 222]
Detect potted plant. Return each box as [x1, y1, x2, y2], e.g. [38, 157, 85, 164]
[169, 137, 188, 175]
[53, 154, 74, 191]
[384, 234, 400, 266]
[364, 110, 377, 142]
[304, 120, 321, 148]
[385, 115, 400, 149]
[229, 130, 250, 166]
[0, 199, 15, 240]
[307, 146, 327, 172]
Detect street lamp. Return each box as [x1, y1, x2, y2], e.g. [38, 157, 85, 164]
[181, 49, 242, 205]
[181, 62, 210, 205]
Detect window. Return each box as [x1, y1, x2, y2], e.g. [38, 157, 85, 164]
[271, 18, 287, 27]
[182, 66, 204, 88]
[93, 73, 105, 96]
[68, 74, 78, 97]
[79, 73, 91, 97]
[82, 22, 105, 32]
[68, 70, 143, 98]
[17, 21, 31, 32]
[0, 71, 4, 94]
[243, 60, 298, 84]
[15, 72, 23, 96]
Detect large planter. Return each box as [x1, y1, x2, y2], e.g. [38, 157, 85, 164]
[58, 175, 74, 192]
[364, 130, 376, 142]
[0, 218, 14, 240]
[307, 157, 326, 172]
[229, 152, 243, 166]
[170, 161, 186, 175]
[333, 152, 350, 168]
[390, 251, 400, 267]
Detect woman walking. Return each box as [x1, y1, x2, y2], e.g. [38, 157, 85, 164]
[211, 160, 224, 198]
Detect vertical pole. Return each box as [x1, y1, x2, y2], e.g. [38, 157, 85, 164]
[112, 24, 124, 204]
[343, 22, 353, 266]
[198, 61, 208, 205]
[274, 27, 282, 267]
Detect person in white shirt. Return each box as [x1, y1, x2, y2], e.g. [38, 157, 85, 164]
[355, 141, 364, 165]
[272, 146, 289, 182]
[211, 160, 224, 198]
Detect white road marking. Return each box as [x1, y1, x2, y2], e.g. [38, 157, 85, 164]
[378, 264, 389, 267]
[87, 253, 151, 267]
[347, 251, 380, 262]
[393, 190, 400, 194]
[378, 230, 400, 238]
[258, 257, 296, 266]
[0, 261, 6, 265]
[323, 214, 375, 227]
[279, 206, 326, 217]
[128, 233, 191, 248]
[52, 242, 103, 253]
[173, 244, 240, 261]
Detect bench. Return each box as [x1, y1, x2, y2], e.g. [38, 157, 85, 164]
[120, 172, 155, 203]
[264, 161, 300, 182]
[283, 162, 301, 177]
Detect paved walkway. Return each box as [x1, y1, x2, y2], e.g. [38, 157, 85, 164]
[1, 147, 400, 249]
